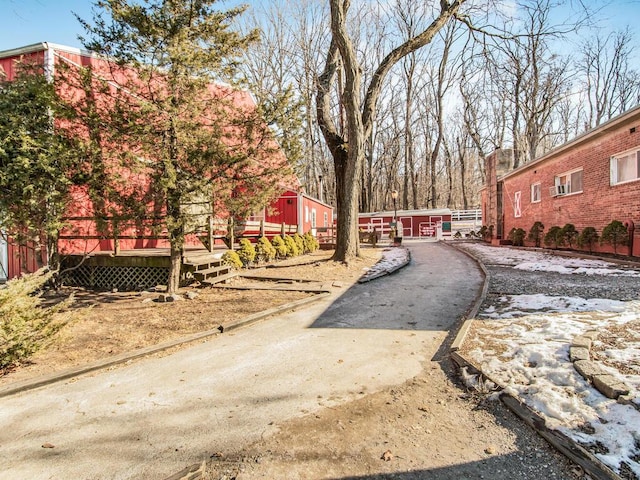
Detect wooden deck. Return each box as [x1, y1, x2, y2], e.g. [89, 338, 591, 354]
[60, 247, 230, 290]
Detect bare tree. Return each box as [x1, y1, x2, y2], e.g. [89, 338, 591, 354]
[317, 0, 465, 261]
[578, 28, 640, 128]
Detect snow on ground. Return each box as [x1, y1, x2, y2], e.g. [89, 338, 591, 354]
[459, 243, 640, 477]
[462, 242, 640, 277]
[360, 247, 409, 281]
[479, 294, 627, 319]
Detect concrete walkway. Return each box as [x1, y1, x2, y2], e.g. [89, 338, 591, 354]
[0, 242, 483, 480]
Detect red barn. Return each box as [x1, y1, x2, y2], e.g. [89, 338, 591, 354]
[482, 105, 640, 257]
[0, 42, 304, 280]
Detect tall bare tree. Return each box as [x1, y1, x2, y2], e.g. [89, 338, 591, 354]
[579, 28, 640, 128]
[317, 0, 465, 261]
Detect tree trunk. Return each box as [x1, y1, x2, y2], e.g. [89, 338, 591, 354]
[319, 0, 463, 261]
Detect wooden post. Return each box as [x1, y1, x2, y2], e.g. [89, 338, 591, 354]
[281, 223, 286, 236]
[228, 217, 235, 249]
[260, 219, 265, 237]
[208, 216, 214, 252]
[113, 227, 120, 255]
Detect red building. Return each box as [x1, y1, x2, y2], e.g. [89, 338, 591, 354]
[482, 105, 640, 256]
[358, 209, 452, 239]
[264, 190, 333, 237]
[0, 42, 313, 280]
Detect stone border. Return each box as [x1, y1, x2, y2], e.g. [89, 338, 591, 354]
[570, 331, 638, 411]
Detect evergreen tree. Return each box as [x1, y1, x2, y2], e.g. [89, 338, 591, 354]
[578, 227, 599, 254]
[77, 0, 292, 292]
[527, 221, 544, 248]
[0, 63, 78, 270]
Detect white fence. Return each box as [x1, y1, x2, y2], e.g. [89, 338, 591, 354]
[450, 209, 482, 236]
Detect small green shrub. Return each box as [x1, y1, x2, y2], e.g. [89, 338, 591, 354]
[292, 233, 305, 253]
[303, 232, 320, 253]
[544, 226, 563, 248]
[527, 221, 544, 247]
[0, 269, 74, 370]
[283, 235, 299, 257]
[237, 239, 256, 266]
[222, 250, 242, 269]
[479, 225, 494, 242]
[255, 236, 276, 262]
[601, 220, 628, 254]
[271, 235, 288, 258]
[508, 227, 526, 246]
[561, 224, 579, 249]
[578, 227, 599, 253]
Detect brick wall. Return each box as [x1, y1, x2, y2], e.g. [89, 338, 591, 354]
[485, 108, 640, 256]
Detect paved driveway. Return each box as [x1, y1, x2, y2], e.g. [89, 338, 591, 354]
[0, 242, 483, 479]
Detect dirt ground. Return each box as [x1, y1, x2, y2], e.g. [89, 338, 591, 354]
[2, 245, 582, 480]
[0, 249, 381, 387]
[202, 353, 581, 480]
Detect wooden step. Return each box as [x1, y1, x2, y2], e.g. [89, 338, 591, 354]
[193, 264, 231, 281]
[201, 272, 237, 286]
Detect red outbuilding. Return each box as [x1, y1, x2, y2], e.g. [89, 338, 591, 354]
[358, 209, 452, 240]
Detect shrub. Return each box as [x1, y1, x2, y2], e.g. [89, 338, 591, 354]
[255, 236, 276, 262]
[527, 221, 544, 247]
[237, 239, 256, 266]
[508, 227, 526, 246]
[601, 220, 628, 254]
[222, 250, 242, 269]
[0, 270, 74, 370]
[283, 234, 299, 257]
[561, 224, 579, 249]
[292, 233, 305, 253]
[303, 232, 320, 253]
[578, 227, 599, 253]
[479, 225, 494, 242]
[271, 235, 288, 258]
[544, 226, 563, 248]
[454, 231, 462, 239]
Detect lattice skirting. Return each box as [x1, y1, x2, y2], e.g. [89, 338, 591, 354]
[62, 264, 169, 291]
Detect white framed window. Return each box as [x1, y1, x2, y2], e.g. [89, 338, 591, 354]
[550, 168, 583, 196]
[611, 148, 640, 185]
[311, 208, 317, 228]
[324, 212, 329, 227]
[531, 183, 541, 203]
[305, 206, 309, 222]
[514, 191, 522, 218]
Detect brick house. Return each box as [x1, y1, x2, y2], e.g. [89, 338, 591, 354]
[482, 105, 640, 257]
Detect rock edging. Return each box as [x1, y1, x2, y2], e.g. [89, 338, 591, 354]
[570, 330, 638, 411]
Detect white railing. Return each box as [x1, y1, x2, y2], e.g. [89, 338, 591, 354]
[451, 209, 482, 236]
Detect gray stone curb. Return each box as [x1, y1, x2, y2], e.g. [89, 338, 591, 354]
[0, 291, 330, 399]
[446, 242, 490, 350]
[569, 330, 638, 409]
